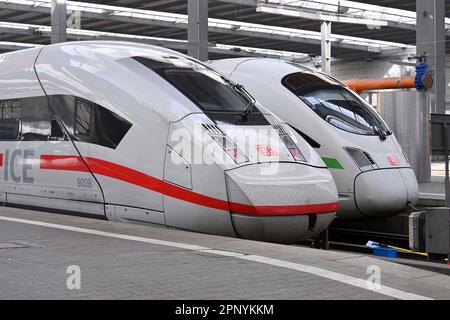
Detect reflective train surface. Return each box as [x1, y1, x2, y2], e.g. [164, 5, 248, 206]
[210, 58, 419, 219]
[0, 41, 339, 243]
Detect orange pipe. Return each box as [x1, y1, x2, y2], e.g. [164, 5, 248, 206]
[342, 77, 415, 94]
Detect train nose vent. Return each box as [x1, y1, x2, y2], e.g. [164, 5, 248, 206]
[272, 124, 287, 135]
[202, 123, 224, 136]
[344, 147, 378, 171]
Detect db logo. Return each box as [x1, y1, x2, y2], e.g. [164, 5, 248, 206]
[387, 156, 400, 166]
[256, 145, 278, 157]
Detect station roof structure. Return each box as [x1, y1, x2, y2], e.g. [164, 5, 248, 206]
[0, 0, 448, 62]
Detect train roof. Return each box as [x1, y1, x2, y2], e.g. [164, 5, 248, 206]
[0, 40, 187, 61]
[210, 57, 318, 80]
[0, 41, 215, 124]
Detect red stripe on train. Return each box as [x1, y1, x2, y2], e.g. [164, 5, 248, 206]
[0, 153, 3, 167]
[229, 202, 339, 216]
[85, 157, 233, 212]
[40, 155, 89, 172]
[40, 154, 338, 216]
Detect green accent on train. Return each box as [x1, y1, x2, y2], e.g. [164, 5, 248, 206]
[322, 157, 344, 169]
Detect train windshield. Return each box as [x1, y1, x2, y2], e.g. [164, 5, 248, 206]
[133, 56, 255, 113]
[282, 72, 391, 137]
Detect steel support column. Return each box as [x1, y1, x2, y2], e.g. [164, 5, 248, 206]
[379, 92, 431, 183]
[51, 0, 67, 44]
[412, 0, 445, 182]
[321, 21, 331, 74]
[417, 0, 446, 114]
[187, 0, 208, 61]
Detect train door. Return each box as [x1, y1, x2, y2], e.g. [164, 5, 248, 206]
[0, 96, 105, 216]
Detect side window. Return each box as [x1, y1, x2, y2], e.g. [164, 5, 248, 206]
[21, 96, 51, 141]
[75, 100, 93, 138]
[0, 99, 21, 141]
[94, 105, 132, 149]
[49, 95, 132, 149]
[48, 95, 76, 134]
[50, 117, 65, 140]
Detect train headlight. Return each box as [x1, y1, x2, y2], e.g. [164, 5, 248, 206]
[226, 147, 248, 164]
[280, 134, 306, 162]
[272, 125, 306, 162]
[203, 124, 249, 164]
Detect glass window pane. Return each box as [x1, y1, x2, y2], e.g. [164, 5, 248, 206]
[0, 99, 21, 141]
[282, 72, 389, 136]
[21, 96, 51, 141]
[50, 95, 131, 149]
[51, 118, 64, 139]
[133, 56, 253, 112]
[164, 69, 249, 112]
[0, 120, 19, 140]
[95, 105, 132, 149]
[75, 100, 93, 137]
[0, 99, 22, 120]
[48, 95, 76, 135]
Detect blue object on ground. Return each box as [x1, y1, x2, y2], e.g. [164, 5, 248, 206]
[372, 246, 397, 258]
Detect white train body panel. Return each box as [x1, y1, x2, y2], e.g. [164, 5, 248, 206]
[0, 42, 339, 243]
[209, 58, 418, 219]
[0, 48, 43, 99]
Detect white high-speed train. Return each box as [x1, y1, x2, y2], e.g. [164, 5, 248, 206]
[210, 58, 419, 219]
[0, 41, 339, 243]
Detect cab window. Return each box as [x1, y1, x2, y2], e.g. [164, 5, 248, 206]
[133, 56, 253, 113]
[282, 72, 390, 137]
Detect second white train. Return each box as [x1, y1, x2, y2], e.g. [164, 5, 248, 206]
[210, 58, 419, 219]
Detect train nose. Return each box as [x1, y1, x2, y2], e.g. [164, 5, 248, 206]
[225, 163, 338, 244]
[354, 168, 419, 218]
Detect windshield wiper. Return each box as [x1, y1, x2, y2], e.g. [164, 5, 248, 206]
[375, 128, 391, 141]
[241, 101, 255, 121]
[234, 84, 256, 121]
[220, 76, 257, 120]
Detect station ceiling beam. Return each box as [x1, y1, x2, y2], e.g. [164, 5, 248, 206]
[0, 22, 312, 62]
[0, 0, 415, 56]
[221, 0, 450, 32]
[256, 3, 390, 27]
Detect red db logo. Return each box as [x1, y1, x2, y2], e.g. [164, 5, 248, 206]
[387, 156, 400, 166]
[256, 145, 278, 156]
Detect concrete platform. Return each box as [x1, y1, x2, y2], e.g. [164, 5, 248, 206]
[0, 207, 449, 300]
[418, 163, 445, 206]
